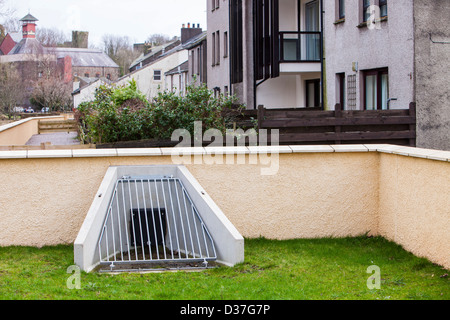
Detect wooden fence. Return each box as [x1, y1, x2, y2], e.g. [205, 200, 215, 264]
[257, 103, 417, 147]
[38, 120, 78, 134]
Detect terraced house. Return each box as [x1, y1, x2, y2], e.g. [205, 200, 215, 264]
[202, 0, 450, 150]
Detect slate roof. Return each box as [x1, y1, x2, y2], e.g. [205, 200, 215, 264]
[129, 39, 180, 70]
[20, 14, 39, 22]
[165, 60, 189, 76]
[182, 31, 207, 50]
[8, 38, 45, 55]
[51, 47, 119, 68]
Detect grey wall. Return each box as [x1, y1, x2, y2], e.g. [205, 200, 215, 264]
[414, 0, 450, 151]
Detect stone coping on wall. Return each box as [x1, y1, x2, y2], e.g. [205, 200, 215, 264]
[0, 116, 64, 133]
[0, 144, 449, 162]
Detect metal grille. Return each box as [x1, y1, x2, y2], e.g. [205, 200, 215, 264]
[347, 74, 357, 110]
[97, 176, 217, 272]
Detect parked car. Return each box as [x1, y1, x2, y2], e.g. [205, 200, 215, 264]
[13, 107, 24, 113]
[41, 107, 50, 113]
[24, 107, 35, 113]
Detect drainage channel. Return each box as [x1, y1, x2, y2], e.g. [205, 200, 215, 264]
[97, 175, 217, 273]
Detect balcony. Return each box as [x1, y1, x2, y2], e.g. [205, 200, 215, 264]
[279, 31, 321, 62]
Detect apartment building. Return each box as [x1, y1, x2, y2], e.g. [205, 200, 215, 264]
[325, 0, 450, 150]
[207, 0, 324, 109]
[205, 0, 450, 150]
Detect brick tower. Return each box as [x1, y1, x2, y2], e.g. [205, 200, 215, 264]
[20, 13, 39, 39]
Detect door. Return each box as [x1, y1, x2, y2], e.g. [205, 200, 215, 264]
[306, 79, 320, 108]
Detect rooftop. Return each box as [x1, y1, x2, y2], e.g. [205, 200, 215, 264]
[19, 13, 39, 22]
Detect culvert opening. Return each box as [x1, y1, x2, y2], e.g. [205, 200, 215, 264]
[96, 176, 218, 273]
[75, 165, 244, 273]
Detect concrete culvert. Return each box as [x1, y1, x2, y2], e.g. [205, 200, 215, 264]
[74, 165, 244, 273]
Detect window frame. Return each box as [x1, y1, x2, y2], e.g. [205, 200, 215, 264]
[362, 68, 389, 110]
[362, 0, 371, 23]
[338, 0, 345, 20]
[153, 69, 162, 81]
[379, 0, 387, 17]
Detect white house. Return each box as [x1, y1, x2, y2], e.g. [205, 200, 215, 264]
[116, 44, 189, 101]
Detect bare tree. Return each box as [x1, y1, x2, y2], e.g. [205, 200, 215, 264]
[0, 63, 25, 119]
[36, 27, 69, 47]
[1, 16, 21, 33]
[30, 75, 73, 112]
[146, 33, 173, 46]
[102, 34, 140, 76]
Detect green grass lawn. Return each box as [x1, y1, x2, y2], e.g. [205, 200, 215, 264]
[0, 237, 448, 300]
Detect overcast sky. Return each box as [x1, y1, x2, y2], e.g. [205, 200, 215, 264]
[3, 0, 207, 47]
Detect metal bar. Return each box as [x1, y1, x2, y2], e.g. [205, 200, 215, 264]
[180, 182, 196, 259]
[161, 179, 174, 260]
[128, 180, 139, 261]
[152, 179, 161, 259]
[120, 181, 131, 261]
[181, 184, 217, 259]
[167, 179, 182, 259]
[141, 179, 153, 261]
[109, 188, 117, 262]
[155, 179, 168, 259]
[174, 180, 189, 258]
[134, 180, 145, 260]
[115, 184, 124, 261]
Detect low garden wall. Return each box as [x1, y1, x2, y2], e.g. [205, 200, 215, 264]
[0, 144, 448, 269]
[0, 115, 69, 146]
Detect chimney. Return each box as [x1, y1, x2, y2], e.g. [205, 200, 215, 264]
[20, 13, 39, 39]
[58, 56, 73, 83]
[181, 22, 203, 44]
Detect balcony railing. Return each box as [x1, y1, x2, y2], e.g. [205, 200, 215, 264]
[279, 31, 322, 62]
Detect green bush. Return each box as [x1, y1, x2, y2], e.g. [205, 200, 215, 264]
[75, 80, 242, 144]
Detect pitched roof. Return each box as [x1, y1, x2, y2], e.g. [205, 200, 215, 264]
[182, 31, 207, 50]
[165, 60, 189, 76]
[50, 47, 119, 68]
[8, 38, 45, 55]
[20, 14, 39, 22]
[129, 39, 180, 70]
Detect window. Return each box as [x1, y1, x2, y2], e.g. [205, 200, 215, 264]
[154, 70, 162, 81]
[362, 0, 371, 22]
[197, 47, 201, 76]
[95, 73, 100, 78]
[363, 68, 389, 110]
[212, 32, 216, 66]
[216, 31, 220, 65]
[191, 50, 195, 76]
[338, 0, 345, 19]
[106, 74, 111, 80]
[84, 73, 90, 77]
[216, 0, 220, 10]
[230, 0, 243, 84]
[379, 0, 387, 17]
[223, 31, 228, 58]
